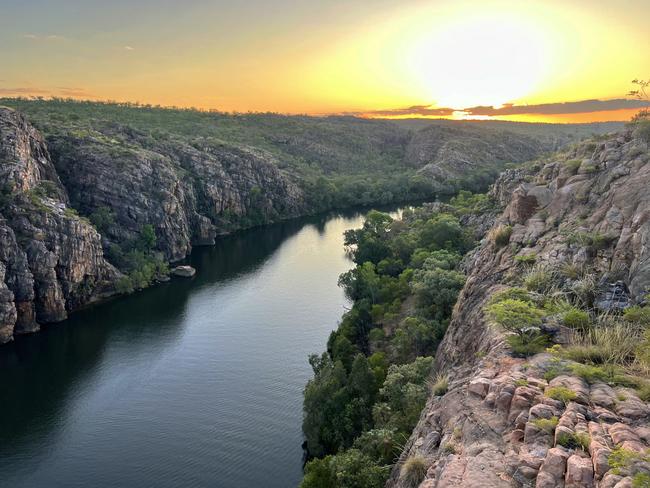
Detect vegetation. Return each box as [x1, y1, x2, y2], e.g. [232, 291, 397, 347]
[531, 416, 558, 433]
[400, 456, 428, 488]
[545, 386, 577, 404]
[301, 197, 487, 487]
[556, 431, 590, 451]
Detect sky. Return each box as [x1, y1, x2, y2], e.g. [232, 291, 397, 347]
[1, 0, 649, 122]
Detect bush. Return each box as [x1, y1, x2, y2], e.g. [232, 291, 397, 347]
[624, 306, 650, 326]
[514, 253, 537, 265]
[633, 473, 650, 488]
[556, 431, 590, 450]
[507, 334, 550, 357]
[531, 416, 559, 433]
[545, 386, 577, 404]
[562, 308, 591, 331]
[564, 323, 639, 365]
[514, 378, 529, 387]
[431, 373, 448, 396]
[569, 363, 620, 384]
[488, 287, 534, 305]
[401, 456, 428, 488]
[523, 265, 557, 294]
[485, 299, 544, 337]
[490, 225, 512, 249]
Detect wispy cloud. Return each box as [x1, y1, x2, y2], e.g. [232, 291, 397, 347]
[124, 45, 135, 51]
[355, 98, 650, 118]
[22, 34, 66, 41]
[0, 86, 94, 98]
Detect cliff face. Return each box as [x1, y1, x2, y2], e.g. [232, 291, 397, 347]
[47, 127, 306, 262]
[389, 130, 650, 487]
[0, 107, 118, 342]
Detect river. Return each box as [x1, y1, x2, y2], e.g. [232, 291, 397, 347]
[0, 206, 406, 488]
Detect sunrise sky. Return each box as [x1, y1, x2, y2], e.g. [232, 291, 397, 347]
[1, 0, 649, 122]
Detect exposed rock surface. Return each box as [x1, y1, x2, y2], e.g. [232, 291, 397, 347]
[0, 107, 118, 342]
[389, 129, 650, 487]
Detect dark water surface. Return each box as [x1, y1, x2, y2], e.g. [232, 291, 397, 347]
[0, 207, 405, 488]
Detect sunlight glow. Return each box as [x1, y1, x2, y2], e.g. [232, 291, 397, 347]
[406, 13, 550, 108]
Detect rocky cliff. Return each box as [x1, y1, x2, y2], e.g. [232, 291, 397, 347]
[0, 107, 118, 342]
[0, 102, 625, 345]
[389, 128, 650, 487]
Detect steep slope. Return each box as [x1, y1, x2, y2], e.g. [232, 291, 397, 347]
[0, 107, 118, 342]
[389, 129, 650, 487]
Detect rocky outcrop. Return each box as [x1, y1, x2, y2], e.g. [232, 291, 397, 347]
[0, 107, 118, 342]
[389, 129, 650, 487]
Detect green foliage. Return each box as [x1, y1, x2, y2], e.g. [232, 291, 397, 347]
[608, 446, 650, 476]
[411, 267, 465, 320]
[633, 473, 650, 488]
[523, 265, 557, 294]
[401, 456, 428, 488]
[488, 287, 534, 305]
[531, 416, 558, 433]
[556, 431, 590, 451]
[485, 299, 544, 337]
[624, 306, 650, 326]
[514, 378, 529, 387]
[514, 253, 537, 265]
[490, 225, 512, 248]
[89, 206, 115, 234]
[545, 386, 577, 404]
[507, 334, 550, 357]
[431, 373, 448, 396]
[301, 449, 390, 488]
[562, 308, 591, 331]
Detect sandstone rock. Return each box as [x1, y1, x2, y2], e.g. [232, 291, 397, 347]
[171, 265, 196, 278]
[565, 454, 594, 487]
[536, 447, 570, 488]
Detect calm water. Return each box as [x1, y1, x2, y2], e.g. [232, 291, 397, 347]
[0, 207, 404, 488]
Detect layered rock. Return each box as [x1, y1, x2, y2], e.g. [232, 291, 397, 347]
[0, 107, 118, 342]
[389, 129, 650, 487]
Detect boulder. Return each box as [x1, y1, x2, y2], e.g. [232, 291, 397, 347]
[171, 265, 196, 278]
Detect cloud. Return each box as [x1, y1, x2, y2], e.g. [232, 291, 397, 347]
[463, 99, 650, 116]
[0, 87, 50, 95]
[356, 98, 650, 118]
[124, 45, 135, 51]
[0, 86, 94, 98]
[22, 34, 66, 41]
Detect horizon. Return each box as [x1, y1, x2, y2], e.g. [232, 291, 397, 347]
[1, 0, 649, 122]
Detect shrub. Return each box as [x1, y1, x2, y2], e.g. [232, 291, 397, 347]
[557, 431, 590, 450]
[514, 253, 537, 265]
[485, 299, 544, 337]
[633, 473, 650, 488]
[562, 308, 591, 331]
[490, 225, 512, 249]
[624, 306, 650, 326]
[569, 363, 619, 384]
[488, 287, 534, 305]
[401, 456, 428, 488]
[636, 383, 650, 402]
[507, 334, 550, 357]
[532, 416, 559, 433]
[431, 373, 449, 396]
[523, 265, 557, 294]
[514, 378, 529, 387]
[608, 446, 650, 475]
[545, 386, 577, 404]
[442, 442, 458, 454]
[565, 323, 639, 365]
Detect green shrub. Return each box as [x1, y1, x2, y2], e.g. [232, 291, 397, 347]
[562, 308, 591, 331]
[556, 431, 590, 450]
[566, 323, 639, 366]
[488, 287, 534, 305]
[523, 265, 557, 294]
[442, 442, 458, 454]
[401, 456, 428, 488]
[624, 306, 650, 326]
[563, 159, 582, 176]
[569, 363, 619, 384]
[633, 473, 650, 488]
[431, 373, 448, 396]
[514, 253, 537, 265]
[608, 446, 650, 475]
[636, 383, 650, 402]
[485, 299, 544, 336]
[490, 225, 512, 249]
[507, 334, 550, 357]
[532, 416, 559, 433]
[514, 378, 529, 387]
[545, 386, 577, 404]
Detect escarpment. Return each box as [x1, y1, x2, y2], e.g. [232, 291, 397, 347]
[389, 128, 650, 487]
[0, 107, 118, 342]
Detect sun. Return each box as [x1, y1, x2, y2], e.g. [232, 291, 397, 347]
[406, 12, 551, 109]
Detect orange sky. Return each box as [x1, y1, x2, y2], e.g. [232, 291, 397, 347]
[1, 0, 648, 122]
